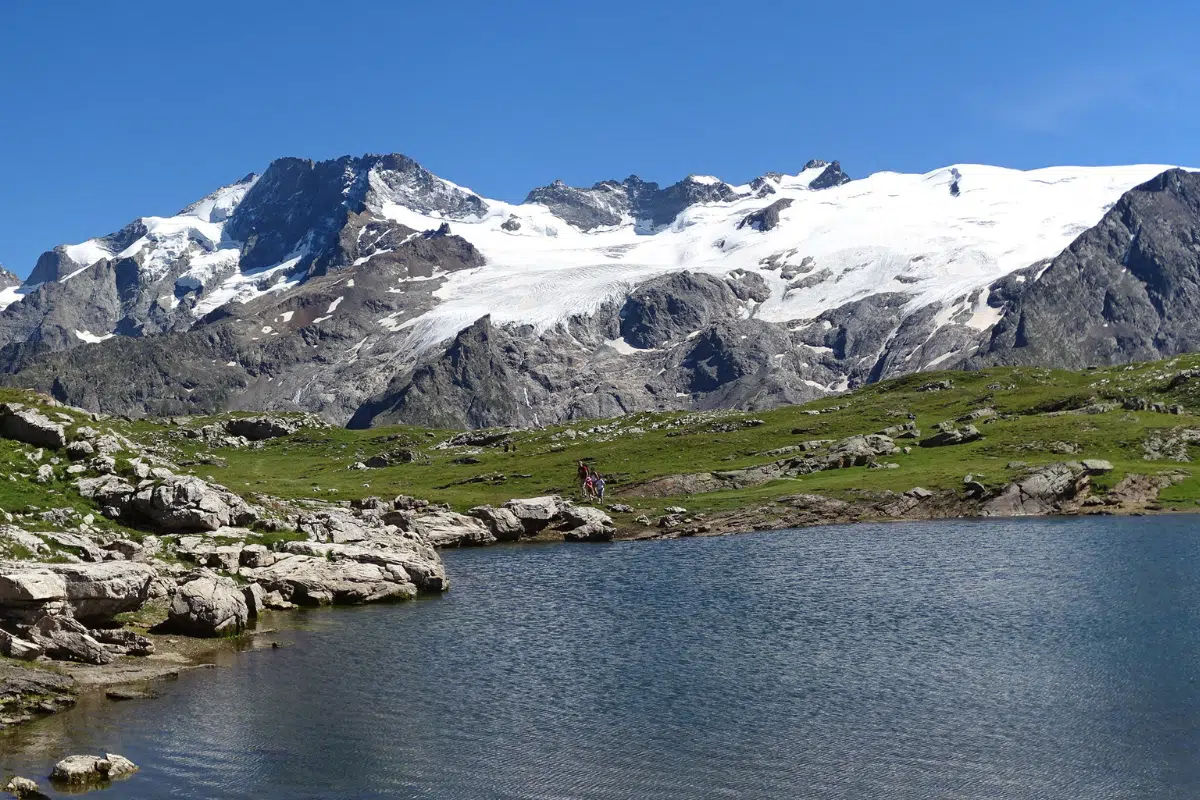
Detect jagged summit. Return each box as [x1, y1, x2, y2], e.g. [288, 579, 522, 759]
[523, 160, 850, 231]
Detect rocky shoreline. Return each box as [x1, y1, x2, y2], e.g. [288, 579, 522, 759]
[1, 392, 1194, 795]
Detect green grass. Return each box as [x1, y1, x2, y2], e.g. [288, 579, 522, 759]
[5, 357, 1200, 535]
[159, 355, 1200, 521]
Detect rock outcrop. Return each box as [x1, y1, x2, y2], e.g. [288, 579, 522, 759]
[0, 403, 67, 449]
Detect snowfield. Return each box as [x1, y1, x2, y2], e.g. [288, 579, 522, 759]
[369, 163, 1179, 351]
[30, 160, 1183, 355]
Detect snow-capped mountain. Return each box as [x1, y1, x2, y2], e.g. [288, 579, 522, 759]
[0, 152, 1196, 427]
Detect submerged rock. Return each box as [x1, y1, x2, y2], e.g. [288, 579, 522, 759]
[50, 753, 138, 786]
[4, 776, 47, 798]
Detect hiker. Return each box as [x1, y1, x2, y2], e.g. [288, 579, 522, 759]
[583, 473, 596, 500]
[577, 460, 590, 487]
[594, 474, 606, 502]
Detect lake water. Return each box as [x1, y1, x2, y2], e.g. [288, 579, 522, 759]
[4, 516, 1200, 798]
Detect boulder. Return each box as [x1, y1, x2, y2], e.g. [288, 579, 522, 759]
[75, 474, 135, 506]
[166, 571, 249, 637]
[28, 616, 112, 665]
[469, 505, 525, 541]
[408, 510, 495, 548]
[558, 505, 616, 543]
[503, 496, 564, 535]
[0, 629, 43, 661]
[65, 440, 95, 460]
[90, 627, 154, 656]
[4, 776, 46, 798]
[224, 415, 304, 441]
[297, 509, 374, 544]
[127, 475, 257, 532]
[50, 754, 137, 786]
[919, 424, 982, 448]
[0, 403, 67, 449]
[239, 543, 274, 569]
[244, 582, 267, 618]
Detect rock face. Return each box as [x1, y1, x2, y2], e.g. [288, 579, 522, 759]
[738, 198, 794, 232]
[405, 510, 495, 548]
[166, 571, 250, 637]
[981, 461, 1111, 516]
[619, 272, 744, 349]
[977, 169, 1200, 369]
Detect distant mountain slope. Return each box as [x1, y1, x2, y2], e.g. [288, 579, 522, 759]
[0, 152, 1191, 427]
[972, 168, 1200, 369]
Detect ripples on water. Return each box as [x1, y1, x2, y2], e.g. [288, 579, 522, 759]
[4, 516, 1200, 798]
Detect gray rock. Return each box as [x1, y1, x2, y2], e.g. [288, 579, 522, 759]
[44, 561, 155, 623]
[0, 629, 43, 661]
[4, 776, 46, 798]
[127, 475, 257, 532]
[0, 403, 67, 449]
[248, 555, 417, 606]
[467, 505, 525, 541]
[243, 582, 267, 618]
[50, 753, 137, 785]
[407, 509, 495, 548]
[982, 462, 1091, 517]
[919, 424, 982, 448]
[620, 272, 743, 349]
[503, 496, 564, 535]
[28, 616, 112, 665]
[65, 440, 95, 459]
[976, 169, 1200, 370]
[558, 505, 615, 542]
[738, 198, 794, 232]
[167, 571, 249, 637]
[225, 414, 323, 441]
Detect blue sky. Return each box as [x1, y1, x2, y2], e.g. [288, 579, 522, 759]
[1, 0, 1198, 277]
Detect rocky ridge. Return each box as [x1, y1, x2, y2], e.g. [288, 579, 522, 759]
[0, 153, 1190, 429]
